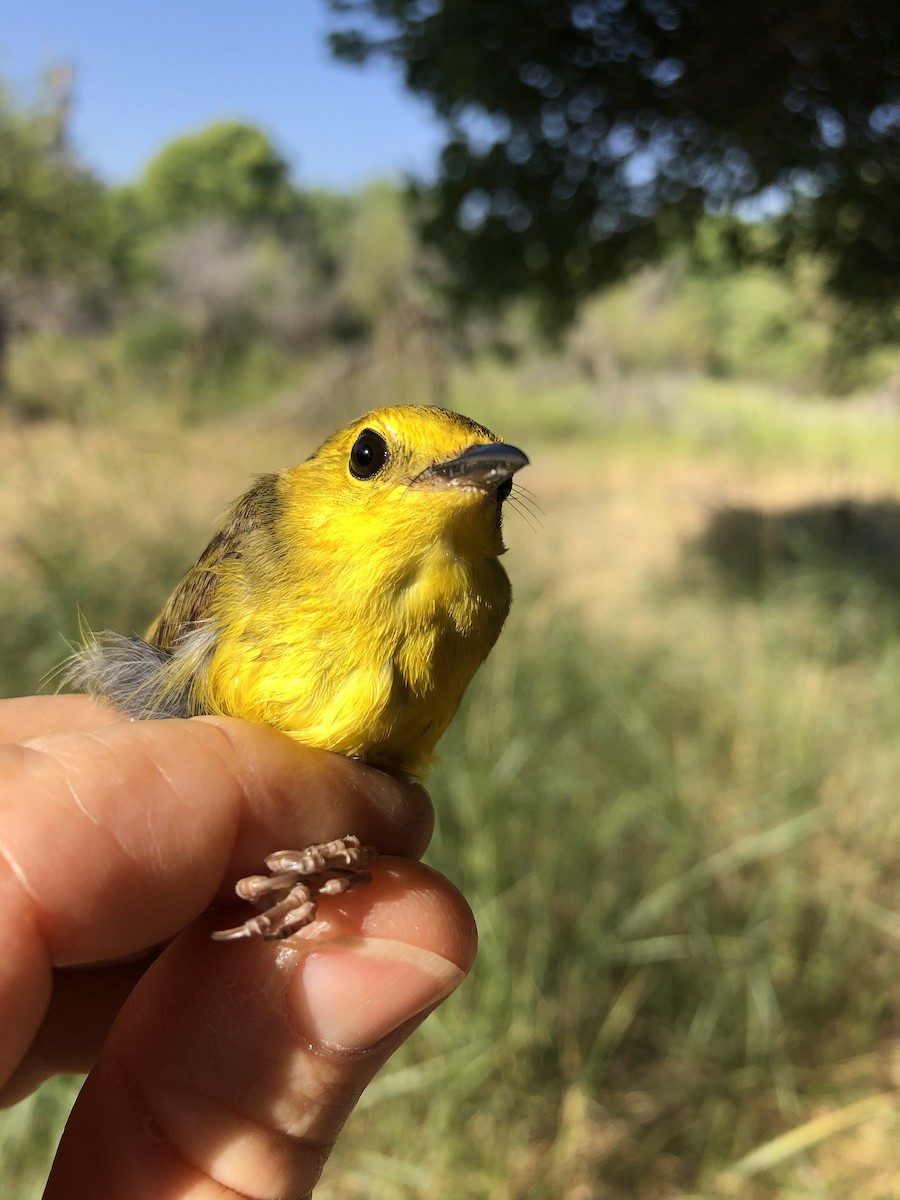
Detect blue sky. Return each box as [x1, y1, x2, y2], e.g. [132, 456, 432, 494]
[3, 1, 444, 189]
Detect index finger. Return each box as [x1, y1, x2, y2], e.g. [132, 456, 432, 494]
[1, 714, 433, 964]
[0, 694, 122, 742]
[0, 714, 432, 1090]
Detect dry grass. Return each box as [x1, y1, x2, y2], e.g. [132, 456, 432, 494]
[523, 442, 900, 633]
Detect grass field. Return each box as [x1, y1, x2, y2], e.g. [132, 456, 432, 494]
[4, 359, 900, 1196]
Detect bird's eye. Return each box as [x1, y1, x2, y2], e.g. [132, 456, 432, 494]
[497, 478, 513, 503]
[349, 429, 389, 480]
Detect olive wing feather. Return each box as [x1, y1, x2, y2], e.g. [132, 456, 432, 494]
[65, 473, 282, 719]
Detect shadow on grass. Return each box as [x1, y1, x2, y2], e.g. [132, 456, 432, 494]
[694, 499, 900, 600]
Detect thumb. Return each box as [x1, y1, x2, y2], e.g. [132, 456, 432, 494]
[45, 860, 476, 1199]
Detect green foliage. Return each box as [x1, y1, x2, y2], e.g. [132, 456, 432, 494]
[7, 327, 301, 425]
[0, 80, 107, 282]
[307, 187, 358, 278]
[710, 268, 828, 383]
[572, 253, 893, 394]
[0, 1076, 82, 1199]
[100, 184, 158, 291]
[2, 64, 897, 422]
[340, 182, 417, 326]
[118, 311, 191, 367]
[137, 121, 303, 231]
[328, 1, 900, 324]
[0, 75, 121, 397]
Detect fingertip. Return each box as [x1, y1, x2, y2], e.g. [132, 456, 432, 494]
[286, 859, 476, 1054]
[294, 857, 478, 974]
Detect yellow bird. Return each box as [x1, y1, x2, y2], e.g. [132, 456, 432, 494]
[69, 404, 528, 938]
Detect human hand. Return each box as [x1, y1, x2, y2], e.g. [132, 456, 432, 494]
[0, 695, 476, 1198]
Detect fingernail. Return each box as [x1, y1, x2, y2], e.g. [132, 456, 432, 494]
[289, 936, 465, 1052]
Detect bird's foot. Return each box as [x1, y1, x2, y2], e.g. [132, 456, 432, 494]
[212, 835, 377, 941]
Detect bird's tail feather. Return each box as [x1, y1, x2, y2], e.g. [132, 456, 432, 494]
[62, 627, 216, 720]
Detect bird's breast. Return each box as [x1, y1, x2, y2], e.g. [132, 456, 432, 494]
[202, 543, 511, 776]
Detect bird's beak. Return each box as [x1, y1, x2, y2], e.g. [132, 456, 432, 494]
[421, 442, 530, 492]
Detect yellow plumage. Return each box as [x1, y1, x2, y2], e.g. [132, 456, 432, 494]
[71, 404, 528, 781]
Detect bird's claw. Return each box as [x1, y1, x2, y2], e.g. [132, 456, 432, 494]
[212, 835, 377, 941]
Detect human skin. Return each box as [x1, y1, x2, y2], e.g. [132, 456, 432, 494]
[0, 695, 477, 1198]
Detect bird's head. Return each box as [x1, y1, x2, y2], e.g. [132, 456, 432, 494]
[281, 405, 529, 570]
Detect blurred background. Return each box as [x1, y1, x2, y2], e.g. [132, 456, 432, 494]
[3, 2, 900, 1196]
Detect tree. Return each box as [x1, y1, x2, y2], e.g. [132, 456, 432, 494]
[137, 121, 304, 232]
[340, 182, 417, 326]
[133, 124, 327, 360]
[327, 1, 900, 326]
[0, 73, 111, 393]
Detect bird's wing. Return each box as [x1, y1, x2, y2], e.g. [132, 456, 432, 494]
[65, 473, 283, 719]
[149, 472, 282, 649]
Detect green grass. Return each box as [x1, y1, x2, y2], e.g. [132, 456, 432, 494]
[4, 362, 900, 1195]
[0, 1079, 83, 1199]
[317, 572, 900, 1197]
[9, 325, 900, 479]
[8, 573, 900, 1196]
[452, 354, 900, 488]
[682, 377, 900, 474]
[0, 477, 206, 700]
[8, 328, 302, 424]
